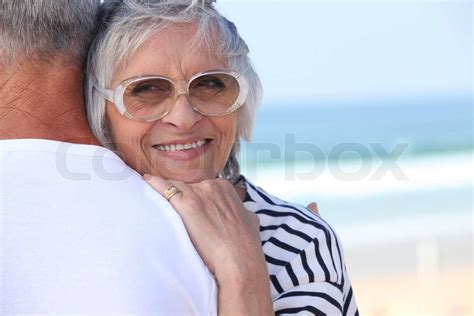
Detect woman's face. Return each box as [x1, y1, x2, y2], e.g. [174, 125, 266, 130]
[106, 25, 239, 183]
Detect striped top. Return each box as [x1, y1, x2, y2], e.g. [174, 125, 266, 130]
[242, 176, 359, 315]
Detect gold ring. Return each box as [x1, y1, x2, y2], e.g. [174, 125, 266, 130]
[164, 183, 181, 201]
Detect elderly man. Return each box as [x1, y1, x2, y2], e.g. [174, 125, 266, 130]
[0, 1, 216, 313]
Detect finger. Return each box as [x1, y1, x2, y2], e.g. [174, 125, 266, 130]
[306, 202, 319, 215]
[247, 209, 260, 227]
[143, 174, 187, 203]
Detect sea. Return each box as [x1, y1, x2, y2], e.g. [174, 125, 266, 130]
[238, 96, 472, 266]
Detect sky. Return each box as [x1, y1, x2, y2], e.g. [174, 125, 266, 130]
[215, 0, 472, 105]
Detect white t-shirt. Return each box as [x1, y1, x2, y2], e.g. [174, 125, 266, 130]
[0, 139, 217, 315]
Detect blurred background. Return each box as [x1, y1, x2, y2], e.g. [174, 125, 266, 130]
[217, 0, 472, 315]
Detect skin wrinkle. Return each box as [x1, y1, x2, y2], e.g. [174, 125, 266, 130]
[3, 107, 49, 126]
[50, 107, 85, 122]
[0, 108, 16, 120]
[0, 91, 23, 119]
[0, 76, 44, 121]
[0, 72, 14, 90]
[0, 62, 99, 144]
[0, 107, 38, 122]
[14, 86, 82, 125]
[0, 62, 82, 121]
[106, 25, 238, 183]
[1, 86, 52, 126]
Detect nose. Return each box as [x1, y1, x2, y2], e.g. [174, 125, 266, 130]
[160, 94, 203, 131]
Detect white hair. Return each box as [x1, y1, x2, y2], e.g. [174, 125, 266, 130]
[85, 0, 262, 183]
[0, 0, 100, 65]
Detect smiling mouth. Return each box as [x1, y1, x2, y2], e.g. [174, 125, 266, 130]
[152, 139, 211, 152]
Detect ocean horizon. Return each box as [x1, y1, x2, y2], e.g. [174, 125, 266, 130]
[239, 97, 472, 232]
[240, 95, 472, 165]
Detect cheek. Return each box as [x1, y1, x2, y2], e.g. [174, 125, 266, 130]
[215, 116, 239, 155]
[106, 112, 148, 160]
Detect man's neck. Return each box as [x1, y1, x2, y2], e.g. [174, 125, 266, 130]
[0, 60, 100, 145]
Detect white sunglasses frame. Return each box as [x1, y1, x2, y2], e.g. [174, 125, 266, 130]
[93, 69, 249, 122]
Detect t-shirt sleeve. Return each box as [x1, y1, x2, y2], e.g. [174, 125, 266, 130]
[269, 227, 359, 315]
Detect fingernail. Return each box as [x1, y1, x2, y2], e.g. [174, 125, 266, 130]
[143, 173, 151, 181]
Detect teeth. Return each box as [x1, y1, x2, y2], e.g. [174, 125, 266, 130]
[156, 140, 208, 152]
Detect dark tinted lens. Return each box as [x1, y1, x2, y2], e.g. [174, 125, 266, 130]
[123, 78, 173, 119]
[189, 73, 239, 115]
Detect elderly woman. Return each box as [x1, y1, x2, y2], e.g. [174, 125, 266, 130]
[86, 0, 358, 314]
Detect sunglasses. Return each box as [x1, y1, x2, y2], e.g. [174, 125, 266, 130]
[93, 69, 249, 122]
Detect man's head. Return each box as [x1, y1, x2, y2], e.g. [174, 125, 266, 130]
[0, 0, 100, 67]
[0, 0, 101, 143]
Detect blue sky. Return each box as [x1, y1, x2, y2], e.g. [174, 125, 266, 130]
[216, 0, 472, 105]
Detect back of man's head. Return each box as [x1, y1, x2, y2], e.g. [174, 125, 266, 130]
[0, 0, 100, 67]
[0, 0, 101, 143]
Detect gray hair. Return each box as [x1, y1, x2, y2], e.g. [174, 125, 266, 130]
[0, 0, 100, 65]
[86, 0, 262, 183]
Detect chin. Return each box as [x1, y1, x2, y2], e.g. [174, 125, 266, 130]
[153, 169, 216, 184]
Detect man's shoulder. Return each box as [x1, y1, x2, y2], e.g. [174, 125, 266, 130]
[2, 139, 217, 314]
[1, 138, 134, 181]
[0, 138, 119, 159]
[1, 138, 173, 223]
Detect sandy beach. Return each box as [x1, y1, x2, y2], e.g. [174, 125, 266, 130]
[342, 221, 473, 316]
[352, 266, 473, 315]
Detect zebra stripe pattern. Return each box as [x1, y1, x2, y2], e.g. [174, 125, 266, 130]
[242, 177, 359, 315]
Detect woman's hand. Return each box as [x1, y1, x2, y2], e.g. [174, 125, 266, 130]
[143, 174, 273, 316]
[307, 202, 319, 215]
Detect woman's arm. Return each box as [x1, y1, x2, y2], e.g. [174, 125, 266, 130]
[143, 175, 274, 315]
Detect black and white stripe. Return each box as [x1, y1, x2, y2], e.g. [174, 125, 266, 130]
[242, 177, 358, 315]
